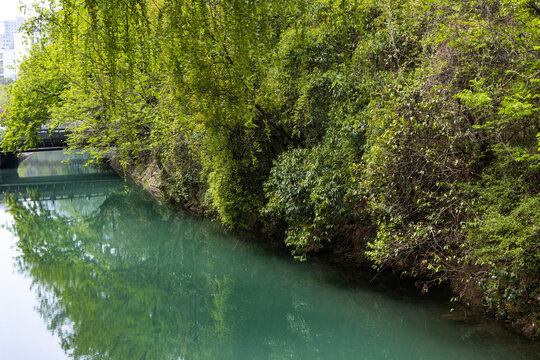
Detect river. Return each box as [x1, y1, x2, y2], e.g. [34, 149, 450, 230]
[0, 151, 538, 360]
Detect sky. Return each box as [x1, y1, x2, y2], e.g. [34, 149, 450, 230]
[0, 0, 33, 22]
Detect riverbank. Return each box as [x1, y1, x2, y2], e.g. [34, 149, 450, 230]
[106, 153, 539, 339]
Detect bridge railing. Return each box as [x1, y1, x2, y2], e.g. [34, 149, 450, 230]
[23, 128, 72, 151]
[0, 127, 72, 154]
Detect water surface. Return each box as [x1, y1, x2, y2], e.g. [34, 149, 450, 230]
[1, 151, 538, 360]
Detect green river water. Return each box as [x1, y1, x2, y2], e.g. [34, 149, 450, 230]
[0, 151, 538, 360]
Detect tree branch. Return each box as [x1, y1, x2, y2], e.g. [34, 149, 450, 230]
[528, 1, 540, 16]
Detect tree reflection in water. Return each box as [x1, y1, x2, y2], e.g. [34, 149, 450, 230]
[4, 188, 538, 360]
[5, 188, 327, 360]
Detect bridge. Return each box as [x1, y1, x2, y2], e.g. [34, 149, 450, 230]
[0, 170, 124, 202]
[0, 128, 124, 201]
[0, 128, 71, 168]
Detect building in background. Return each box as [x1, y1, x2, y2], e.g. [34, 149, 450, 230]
[0, 17, 30, 80]
[0, 50, 16, 79]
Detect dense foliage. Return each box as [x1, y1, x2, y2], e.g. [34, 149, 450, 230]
[1, 0, 538, 333]
[0, 78, 13, 110]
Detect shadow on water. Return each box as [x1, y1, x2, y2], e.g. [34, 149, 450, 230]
[1, 151, 539, 360]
